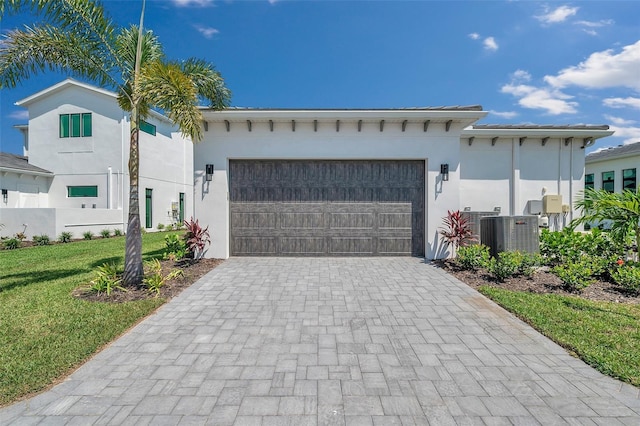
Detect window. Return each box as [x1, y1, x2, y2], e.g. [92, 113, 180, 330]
[145, 188, 153, 228]
[67, 186, 98, 197]
[140, 120, 156, 136]
[585, 173, 594, 190]
[623, 168, 636, 191]
[602, 171, 615, 192]
[60, 113, 92, 137]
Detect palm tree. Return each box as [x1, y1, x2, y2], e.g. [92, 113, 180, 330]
[0, 0, 231, 286]
[573, 188, 640, 255]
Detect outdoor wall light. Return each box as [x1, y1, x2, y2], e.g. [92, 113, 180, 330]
[205, 164, 214, 182]
[1, 189, 7, 203]
[440, 164, 449, 181]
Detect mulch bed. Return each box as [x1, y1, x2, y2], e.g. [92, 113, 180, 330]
[73, 258, 223, 303]
[436, 260, 640, 304]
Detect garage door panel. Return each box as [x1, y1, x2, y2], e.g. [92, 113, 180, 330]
[230, 160, 424, 256]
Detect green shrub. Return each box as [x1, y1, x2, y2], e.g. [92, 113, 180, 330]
[610, 263, 640, 293]
[156, 223, 165, 231]
[58, 231, 73, 243]
[83, 231, 94, 240]
[32, 234, 51, 246]
[3, 238, 21, 250]
[455, 244, 490, 270]
[163, 233, 186, 260]
[487, 251, 521, 282]
[518, 252, 543, 277]
[100, 229, 111, 238]
[552, 258, 595, 291]
[540, 228, 621, 266]
[90, 263, 125, 296]
[113, 228, 123, 236]
[143, 258, 183, 296]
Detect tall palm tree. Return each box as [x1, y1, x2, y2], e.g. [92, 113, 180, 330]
[0, 0, 231, 286]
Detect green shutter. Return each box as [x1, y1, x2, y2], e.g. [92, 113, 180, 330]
[145, 189, 153, 228]
[71, 113, 81, 137]
[67, 186, 98, 197]
[82, 113, 92, 137]
[140, 120, 156, 136]
[179, 192, 185, 223]
[60, 114, 69, 138]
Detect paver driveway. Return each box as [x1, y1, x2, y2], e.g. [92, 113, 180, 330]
[2, 258, 639, 425]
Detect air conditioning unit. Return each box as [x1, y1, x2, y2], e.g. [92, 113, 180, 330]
[462, 211, 500, 243]
[480, 216, 540, 258]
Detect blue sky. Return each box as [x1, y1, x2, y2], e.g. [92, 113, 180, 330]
[1, 0, 639, 155]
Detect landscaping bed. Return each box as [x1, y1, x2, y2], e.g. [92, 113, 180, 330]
[438, 261, 640, 304]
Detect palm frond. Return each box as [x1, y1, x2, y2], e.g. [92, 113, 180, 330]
[0, 24, 116, 88]
[115, 25, 163, 85]
[178, 58, 231, 110]
[138, 60, 202, 141]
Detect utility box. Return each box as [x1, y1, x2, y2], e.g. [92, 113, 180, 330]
[527, 200, 543, 215]
[462, 211, 500, 243]
[480, 216, 540, 258]
[543, 194, 563, 214]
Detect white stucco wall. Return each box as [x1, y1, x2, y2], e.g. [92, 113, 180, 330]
[0, 171, 51, 209]
[460, 135, 588, 230]
[194, 117, 471, 260]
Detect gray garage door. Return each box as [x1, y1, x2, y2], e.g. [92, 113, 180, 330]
[229, 160, 425, 256]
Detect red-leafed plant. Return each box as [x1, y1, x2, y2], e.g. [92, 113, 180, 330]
[183, 217, 211, 260]
[439, 210, 477, 254]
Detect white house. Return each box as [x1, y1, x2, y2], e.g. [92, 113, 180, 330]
[192, 109, 613, 259]
[585, 142, 639, 193]
[1, 79, 194, 239]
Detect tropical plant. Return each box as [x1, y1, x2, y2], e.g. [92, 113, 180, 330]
[100, 229, 111, 238]
[183, 217, 210, 260]
[487, 251, 522, 282]
[573, 188, 640, 258]
[609, 262, 640, 293]
[83, 231, 94, 240]
[164, 233, 187, 260]
[156, 223, 165, 231]
[89, 262, 126, 296]
[439, 210, 477, 254]
[32, 234, 51, 246]
[143, 258, 183, 296]
[113, 228, 124, 236]
[0, 0, 230, 286]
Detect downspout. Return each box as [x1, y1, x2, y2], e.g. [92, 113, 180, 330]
[569, 138, 573, 223]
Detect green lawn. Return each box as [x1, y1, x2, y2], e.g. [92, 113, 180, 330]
[480, 286, 640, 387]
[0, 233, 176, 406]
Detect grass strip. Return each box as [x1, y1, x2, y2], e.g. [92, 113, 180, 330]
[0, 233, 177, 406]
[479, 286, 640, 387]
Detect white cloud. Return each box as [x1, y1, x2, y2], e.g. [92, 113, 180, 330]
[488, 110, 518, 119]
[468, 33, 480, 40]
[483, 37, 498, 51]
[171, 0, 213, 7]
[511, 69, 532, 83]
[575, 19, 614, 28]
[8, 110, 28, 120]
[603, 97, 640, 110]
[194, 25, 219, 39]
[608, 124, 640, 144]
[501, 83, 578, 114]
[582, 29, 598, 37]
[544, 40, 640, 91]
[604, 114, 636, 126]
[268, 0, 279, 4]
[536, 5, 579, 25]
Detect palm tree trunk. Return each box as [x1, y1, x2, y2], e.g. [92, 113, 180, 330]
[123, 0, 147, 288]
[123, 122, 143, 287]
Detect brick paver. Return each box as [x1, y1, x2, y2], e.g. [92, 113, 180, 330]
[1, 258, 639, 425]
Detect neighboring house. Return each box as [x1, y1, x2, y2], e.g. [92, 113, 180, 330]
[585, 142, 640, 193]
[192, 109, 613, 259]
[0, 79, 193, 239]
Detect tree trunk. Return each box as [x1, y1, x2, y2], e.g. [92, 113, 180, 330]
[123, 124, 143, 287]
